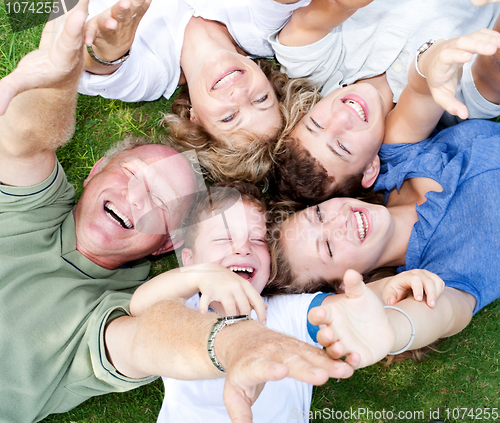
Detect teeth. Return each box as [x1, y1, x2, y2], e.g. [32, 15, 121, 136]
[105, 202, 133, 229]
[354, 211, 368, 241]
[213, 70, 242, 89]
[344, 99, 366, 121]
[229, 266, 254, 274]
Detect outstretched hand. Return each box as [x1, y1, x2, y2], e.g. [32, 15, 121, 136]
[420, 29, 500, 119]
[84, 0, 151, 64]
[220, 320, 354, 422]
[308, 270, 395, 369]
[0, 0, 88, 116]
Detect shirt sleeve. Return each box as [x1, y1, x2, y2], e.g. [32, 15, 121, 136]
[0, 161, 74, 213]
[269, 26, 344, 92]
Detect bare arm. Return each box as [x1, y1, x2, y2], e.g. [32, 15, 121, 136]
[83, 0, 151, 75]
[130, 263, 267, 323]
[0, 1, 88, 186]
[278, 0, 374, 47]
[106, 299, 354, 422]
[309, 270, 475, 368]
[384, 30, 500, 145]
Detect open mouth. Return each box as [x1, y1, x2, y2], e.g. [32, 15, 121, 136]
[343, 99, 367, 122]
[228, 265, 255, 281]
[104, 201, 133, 229]
[212, 70, 243, 90]
[354, 210, 368, 241]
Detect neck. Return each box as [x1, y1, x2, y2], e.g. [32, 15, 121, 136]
[76, 242, 125, 270]
[180, 17, 243, 83]
[380, 203, 418, 268]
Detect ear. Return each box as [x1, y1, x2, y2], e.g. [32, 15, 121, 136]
[84, 157, 106, 187]
[181, 248, 194, 267]
[361, 155, 380, 188]
[189, 108, 199, 124]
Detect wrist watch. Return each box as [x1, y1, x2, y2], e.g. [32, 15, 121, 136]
[415, 39, 436, 79]
[207, 315, 251, 373]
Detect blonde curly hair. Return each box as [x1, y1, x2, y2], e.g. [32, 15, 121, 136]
[162, 60, 289, 185]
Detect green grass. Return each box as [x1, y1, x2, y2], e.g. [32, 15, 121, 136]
[3, 4, 500, 423]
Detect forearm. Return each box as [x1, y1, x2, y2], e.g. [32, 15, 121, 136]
[279, 0, 373, 46]
[106, 299, 278, 380]
[130, 268, 200, 316]
[384, 65, 443, 145]
[387, 287, 475, 353]
[106, 300, 221, 379]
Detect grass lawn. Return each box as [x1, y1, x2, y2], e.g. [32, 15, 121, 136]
[2, 4, 500, 423]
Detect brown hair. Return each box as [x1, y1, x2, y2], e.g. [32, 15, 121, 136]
[183, 181, 267, 251]
[162, 60, 289, 185]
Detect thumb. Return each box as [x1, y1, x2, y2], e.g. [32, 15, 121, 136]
[224, 361, 288, 423]
[343, 269, 366, 299]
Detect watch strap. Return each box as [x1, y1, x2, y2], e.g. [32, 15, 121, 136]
[207, 315, 251, 373]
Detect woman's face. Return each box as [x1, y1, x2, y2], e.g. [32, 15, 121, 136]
[281, 198, 394, 282]
[188, 51, 282, 141]
[291, 83, 387, 188]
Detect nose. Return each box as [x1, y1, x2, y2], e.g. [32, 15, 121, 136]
[229, 85, 249, 104]
[327, 106, 354, 132]
[233, 239, 252, 256]
[322, 212, 348, 240]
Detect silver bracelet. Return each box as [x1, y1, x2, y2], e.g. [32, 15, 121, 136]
[86, 44, 130, 67]
[207, 315, 251, 373]
[415, 39, 436, 79]
[384, 305, 416, 355]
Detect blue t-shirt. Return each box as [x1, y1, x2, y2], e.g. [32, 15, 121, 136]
[375, 119, 500, 314]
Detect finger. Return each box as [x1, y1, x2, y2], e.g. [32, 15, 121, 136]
[431, 89, 469, 119]
[382, 286, 398, 305]
[315, 325, 338, 348]
[308, 304, 333, 326]
[285, 352, 353, 383]
[410, 277, 424, 302]
[198, 294, 212, 314]
[219, 297, 238, 317]
[242, 284, 266, 324]
[421, 278, 437, 308]
[343, 269, 366, 299]
[224, 360, 288, 423]
[344, 351, 361, 368]
[325, 340, 346, 360]
[111, 0, 132, 21]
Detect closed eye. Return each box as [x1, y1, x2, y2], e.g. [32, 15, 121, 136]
[326, 239, 332, 257]
[338, 140, 351, 155]
[221, 113, 237, 123]
[311, 117, 323, 129]
[316, 205, 323, 222]
[256, 94, 268, 104]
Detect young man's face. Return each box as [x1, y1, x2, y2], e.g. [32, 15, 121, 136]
[291, 83, 386, 190]
[182, 201, 270, 294]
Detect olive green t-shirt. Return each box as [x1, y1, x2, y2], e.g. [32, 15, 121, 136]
[0, 162, 156, 423]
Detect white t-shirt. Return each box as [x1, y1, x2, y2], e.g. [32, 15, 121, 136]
[270, 0, 500, 106]
[78, 0, 311, 102]
[157, 293, 324, 423]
